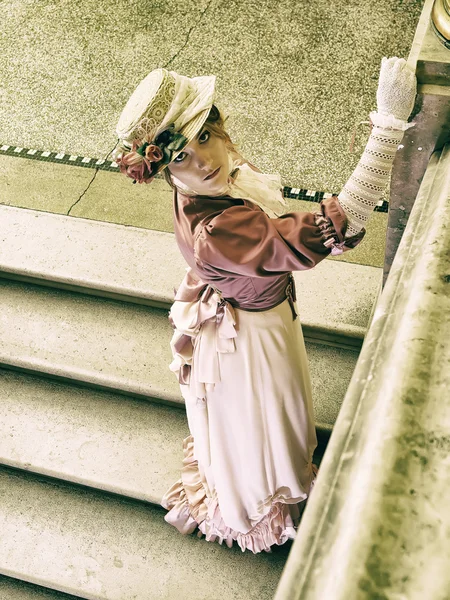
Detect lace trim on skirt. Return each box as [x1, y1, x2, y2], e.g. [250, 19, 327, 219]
[161, 435, 319, 554]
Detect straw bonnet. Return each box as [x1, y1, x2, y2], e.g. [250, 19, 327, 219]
[115, 68, 216, 182]
[114, 67, 288, 218]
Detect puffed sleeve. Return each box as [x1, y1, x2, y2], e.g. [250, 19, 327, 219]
[194, 195, 365, 277]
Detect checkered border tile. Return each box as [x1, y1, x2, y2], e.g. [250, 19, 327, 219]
[0, 144, 120, 172]
[0, 144, 389, 213]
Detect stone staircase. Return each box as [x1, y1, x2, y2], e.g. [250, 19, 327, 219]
[0, 204, 382, 599]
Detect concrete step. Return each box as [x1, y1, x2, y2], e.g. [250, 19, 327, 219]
[0, 466, 292, 600]
[0, 204, 382, 349]
[0, 368, 189, 505]
[0, 575, 82, 599]
[0, 339, 348, 507]
[0, 279, 358, 431]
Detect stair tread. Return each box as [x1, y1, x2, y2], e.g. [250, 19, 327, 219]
[0, 279, 178, 404]
[0, 369, 189, 505]
[0, 211, 359, 600]
[0, 205, 381, 341]
[0, 467, 291, 600]
[0, 346, 354, 505]
[0, 575, 81, 599]
[0, 278, 358, 418]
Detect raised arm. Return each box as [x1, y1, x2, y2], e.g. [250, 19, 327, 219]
[195, 197, 364, 278]
[337, 57, 417, 237]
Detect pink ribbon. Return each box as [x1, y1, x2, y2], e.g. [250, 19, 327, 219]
[169, 284, 237, 400]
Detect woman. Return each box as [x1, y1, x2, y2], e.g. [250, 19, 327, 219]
[114, 58, 416, 553]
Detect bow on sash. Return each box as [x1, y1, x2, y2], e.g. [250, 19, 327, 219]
[169, 283, 237, 400]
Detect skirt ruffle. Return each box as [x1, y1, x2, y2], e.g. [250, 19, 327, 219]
[161, 434, 318, 554]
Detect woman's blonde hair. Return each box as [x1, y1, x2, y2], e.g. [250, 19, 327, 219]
[162, 104, 241, 190]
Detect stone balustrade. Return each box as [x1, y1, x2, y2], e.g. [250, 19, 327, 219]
[274, 143, 450, 600]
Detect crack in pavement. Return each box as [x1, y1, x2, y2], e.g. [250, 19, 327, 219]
[163, 0, 215, 69]
[67, 141, 119, 216]
[68, 0, 215, 215]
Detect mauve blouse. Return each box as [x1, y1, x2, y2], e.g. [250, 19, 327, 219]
[172, 186, 366, 317]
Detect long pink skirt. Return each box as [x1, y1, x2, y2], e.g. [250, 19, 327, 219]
[160, 297, 318, 554]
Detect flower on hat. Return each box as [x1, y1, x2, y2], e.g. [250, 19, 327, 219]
[115, 141, 156, 184]
[117, 123, 188, 184]
[154, 124, 187, 165]
[144, 144, 164, 162]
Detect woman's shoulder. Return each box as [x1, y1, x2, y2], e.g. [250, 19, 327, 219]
[177, 188, 254, 223]
[197, 199, 264, 231]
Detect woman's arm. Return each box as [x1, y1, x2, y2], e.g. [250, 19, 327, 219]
[337, 57, 417, 238]
[337, 124, 405, 237]
[194, 196, 364, 278]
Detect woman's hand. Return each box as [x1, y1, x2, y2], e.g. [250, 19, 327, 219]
[376, 56, 417, 122]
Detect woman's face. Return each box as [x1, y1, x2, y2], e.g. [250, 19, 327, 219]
[167, 126, 229, 196]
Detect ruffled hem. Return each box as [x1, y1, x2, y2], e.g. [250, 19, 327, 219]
[161, 435, 318, 554]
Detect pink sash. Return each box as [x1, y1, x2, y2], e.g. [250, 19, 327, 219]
[169, 268, 238, 401]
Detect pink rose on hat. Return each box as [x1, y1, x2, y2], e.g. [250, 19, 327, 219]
[115, 140, 158, 184]
[144, 144, 164, 162]
[121, 160, 154, 185]
[116, 126, 189, 184]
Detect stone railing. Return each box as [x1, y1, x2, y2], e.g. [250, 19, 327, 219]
[273, 143, 450, 599]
